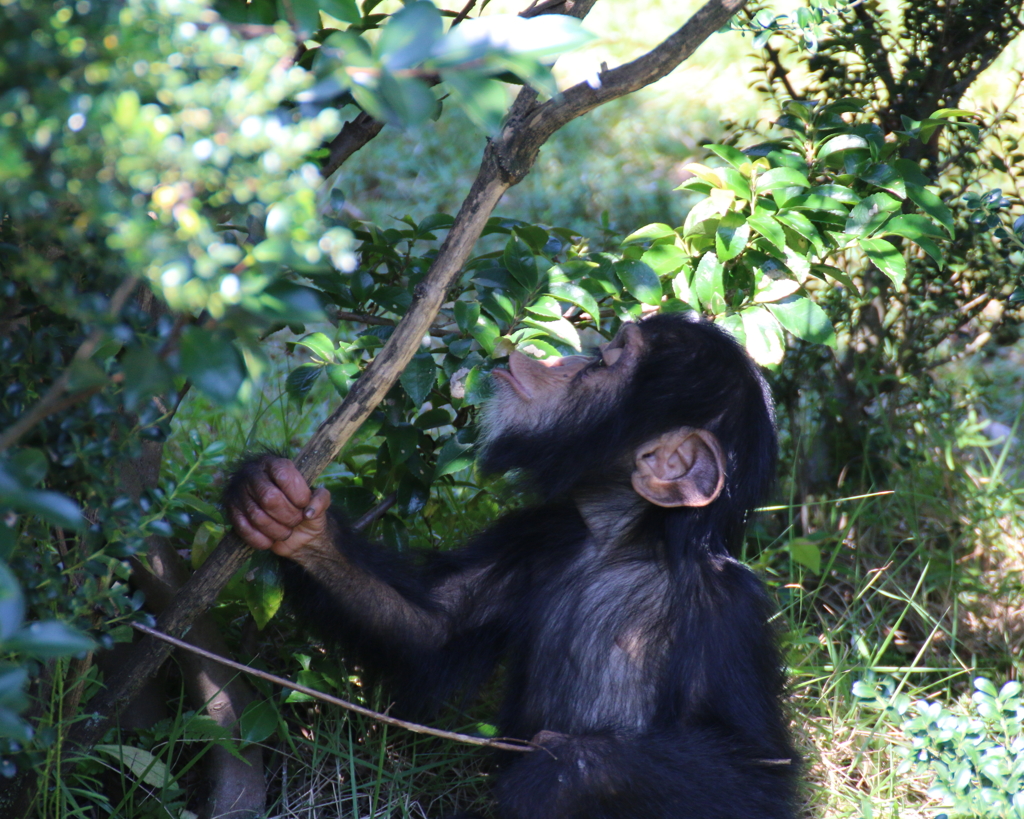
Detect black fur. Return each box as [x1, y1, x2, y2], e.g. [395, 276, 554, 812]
[235, 314, 798, 819]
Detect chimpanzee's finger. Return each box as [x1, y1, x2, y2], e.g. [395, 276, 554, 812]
[229, 506, 275, 551]
[265, 457, 313, 509]
[304, 487, 332, 520]
[241, 498, 295, 542]
[248, 471, 305, 527]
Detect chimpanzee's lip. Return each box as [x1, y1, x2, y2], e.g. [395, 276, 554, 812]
[492, 368, 532, 400]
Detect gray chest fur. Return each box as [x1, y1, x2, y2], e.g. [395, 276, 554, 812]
[523, 541, 674, 735]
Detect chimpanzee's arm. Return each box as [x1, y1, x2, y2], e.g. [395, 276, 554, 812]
[224, 456, 527, 710]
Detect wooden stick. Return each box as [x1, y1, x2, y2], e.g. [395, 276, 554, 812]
[131, 622, 536, 753]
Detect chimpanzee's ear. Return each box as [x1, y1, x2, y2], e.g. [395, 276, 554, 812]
[631, 429, 725, 507]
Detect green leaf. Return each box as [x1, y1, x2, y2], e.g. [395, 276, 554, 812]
[741, 307, 785, 367]
[442, 71, 507, 135]
[0, 562, 25, 641]
[376, 0, 443, 70]
[454, 300, 481, 334]
[295, 333, 336, 362]
[322, 0, 361, 25]
[121, 346, 172, 411]
[806, 184, 861, 205]
[860, 238, 906, 289]
[0, 666, 28, 711]
[893, 159, 932, 188]
[756, 167, 810, 192]
[785, 194, 850, 217]
[811, 263, 859, 293]
[180, 327, 246, 405]
[327, 364, 356, 398]
[720, 167, 753, 201]
[672, 268, 696, 308]
[94, 745, 170, 788]
[522, 317, 581, 351]
[386, 424, 419, 464]
[857, 164, 906, 199]
[7, 449, 47, 488]
[881, 214, 946, 242]
[747, 215, 787, 254]
[244, 554, 283, 631]
[622, 223, 676, 245]
[693, 252, 725, 313]
[400, 352, 436, 407]
[787, 537, 821, 573]
[414, 408, 453, 429]
[481, 291, 515, 325]
[285, 363, 322, 407]
[614, 260, 662, 305]
[434, 434, 475, 478]
[845, 192, 901, 237]
[907, 185, 955, 236]
[6, 489, 85, 531]
[641, 244, 688, 276]
[715, 214, 750, 262]
[469, 314, 500, 354]
[705, 144, 750, 170]
[66, 358, 108, 393]
[504, 234, 539, 292]
[766, 296, 836, 347]
[377, 72, 438, 127]
[417, 213, 455, 235]
[776, 211, 825, 255]
[525, 295, 563, 319]
[5, 621, 95, 658]
[817, 134, 869, 164]
[753, 276, 800, 304]
[716, 313, 745, 345]
[548, 282, 600, 321]
[463, 366, 493, 406]
[258, 282, 326, 323]
[239, 700, 278, 745]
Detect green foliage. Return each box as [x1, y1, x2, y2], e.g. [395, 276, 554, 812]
[856, 677, 1024, 818]
[307, 2, 592, 132]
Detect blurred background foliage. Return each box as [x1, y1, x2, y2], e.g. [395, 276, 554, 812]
[1, 0, 1023, 816]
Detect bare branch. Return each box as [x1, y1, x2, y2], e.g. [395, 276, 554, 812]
[132, 622, 537, 753]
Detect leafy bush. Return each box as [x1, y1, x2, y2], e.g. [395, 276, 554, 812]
[856, 676, 1024, 818]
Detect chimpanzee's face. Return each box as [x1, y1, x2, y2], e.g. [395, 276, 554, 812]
[482, 323, 645, 444]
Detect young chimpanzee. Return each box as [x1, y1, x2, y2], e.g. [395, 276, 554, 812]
[225, 313, 798, 819]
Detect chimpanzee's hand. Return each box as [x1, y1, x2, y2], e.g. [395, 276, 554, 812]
[225, 457, 332, 559]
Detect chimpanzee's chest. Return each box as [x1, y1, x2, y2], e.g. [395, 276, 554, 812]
[520, 542, 675, 735]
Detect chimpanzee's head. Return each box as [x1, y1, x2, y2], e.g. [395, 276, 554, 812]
[480, 313, 776, 547]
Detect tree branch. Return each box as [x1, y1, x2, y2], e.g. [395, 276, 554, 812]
[70, 0, 750, 752]
[321, 112, 386, 180]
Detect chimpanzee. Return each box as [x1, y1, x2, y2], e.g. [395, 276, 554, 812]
[225, 313, 798, 819]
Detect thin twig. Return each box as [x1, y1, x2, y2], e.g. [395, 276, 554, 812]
[131, 622, 536, 753]
[0, 276, 139, 454]
[353, 492, 399, 531]
[451, 0, 477, 26]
